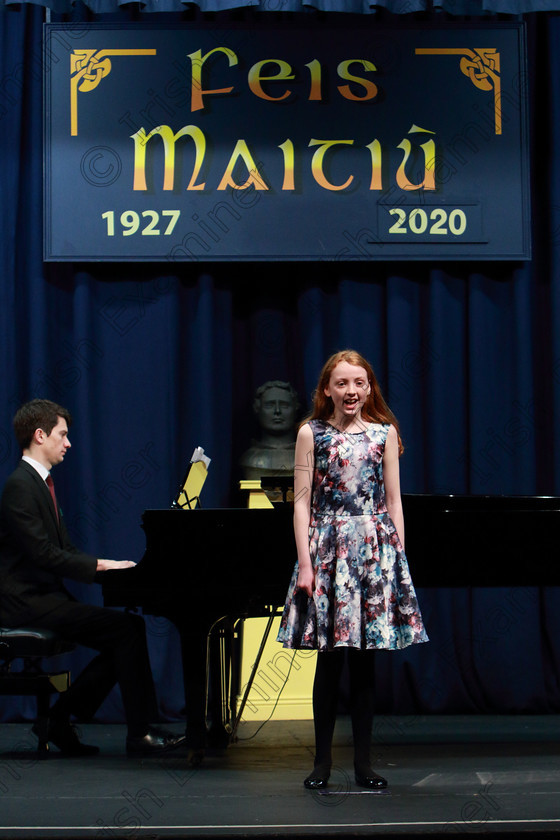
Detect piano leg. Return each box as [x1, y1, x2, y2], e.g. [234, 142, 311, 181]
[171, 614, 235, 750]
[231, 611, 277, 738]
[171, 612, 282, 749]
[207, 617, 237, 747]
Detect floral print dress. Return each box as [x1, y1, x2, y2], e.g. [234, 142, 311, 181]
[277, 420, 428, 651]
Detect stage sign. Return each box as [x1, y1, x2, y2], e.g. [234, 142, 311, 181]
[43, 22, 530, 262]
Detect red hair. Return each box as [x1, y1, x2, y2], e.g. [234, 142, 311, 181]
[305, 350, 404, 455]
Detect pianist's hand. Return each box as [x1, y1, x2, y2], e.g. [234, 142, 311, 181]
[96, 558, 137, 571]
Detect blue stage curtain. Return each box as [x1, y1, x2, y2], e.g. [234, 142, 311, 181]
[3, 0, 560, 15]
[1, 4, 560, 724]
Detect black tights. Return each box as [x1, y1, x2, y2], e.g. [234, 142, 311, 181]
[312, 648, 376, 773]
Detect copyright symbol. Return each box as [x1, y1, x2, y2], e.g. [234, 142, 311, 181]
[80, 146, 122, 186]
[146, 616, 173, 639]
[310, 766, 351, 806]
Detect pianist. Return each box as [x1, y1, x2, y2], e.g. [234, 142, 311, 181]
[0, 399, 184, 757]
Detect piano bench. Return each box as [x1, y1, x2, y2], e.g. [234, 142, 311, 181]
[0, 626, 75, 757]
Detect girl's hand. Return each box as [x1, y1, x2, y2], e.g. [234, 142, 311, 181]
[296, 565, 315, 597]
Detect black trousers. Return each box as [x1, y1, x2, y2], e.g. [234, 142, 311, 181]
[32, 600, 159, 735]
[312, 647, 376, 771]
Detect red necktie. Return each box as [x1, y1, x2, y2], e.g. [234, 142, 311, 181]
[46, 474, 59, 523]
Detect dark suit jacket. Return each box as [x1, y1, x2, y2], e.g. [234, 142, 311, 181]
[0, 460, 98, 626]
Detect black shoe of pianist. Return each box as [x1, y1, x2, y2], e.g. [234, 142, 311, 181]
[126, 726, 185, 756]
[32, 720, 99, 756]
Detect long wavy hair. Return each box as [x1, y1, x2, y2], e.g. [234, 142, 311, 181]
[305, 350, 404, 455]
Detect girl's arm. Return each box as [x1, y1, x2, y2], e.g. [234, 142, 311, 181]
[293, 422, 315, 596]
[383, 424, 405, 551]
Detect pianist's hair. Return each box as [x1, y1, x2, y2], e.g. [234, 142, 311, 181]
[309, 349, 404, 455]
[13, 399, 73, 451]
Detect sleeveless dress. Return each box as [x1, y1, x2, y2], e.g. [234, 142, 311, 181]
[277, 420, 428, 651]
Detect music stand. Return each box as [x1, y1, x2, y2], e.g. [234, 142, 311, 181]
[172, 446, 211, 509]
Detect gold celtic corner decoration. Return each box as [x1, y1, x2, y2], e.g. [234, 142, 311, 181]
[415, 48, 502, 135]
[70, 49, 157, 136]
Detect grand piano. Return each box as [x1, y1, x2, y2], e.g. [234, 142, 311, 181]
[101, 493, 560, 744]
[102, 503, 297, 746]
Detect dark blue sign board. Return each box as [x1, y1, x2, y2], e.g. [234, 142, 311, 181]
[44, 22, 530, 262]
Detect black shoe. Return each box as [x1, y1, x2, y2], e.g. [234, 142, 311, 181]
[355, 767, 388, 789]
[304, 765, 331, 790]
[126, 726, 186, 756]
[32, 721, 99, 757]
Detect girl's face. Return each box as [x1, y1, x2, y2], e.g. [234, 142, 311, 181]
[324, 361, 370, 419]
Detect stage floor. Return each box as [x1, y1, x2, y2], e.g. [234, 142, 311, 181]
[0, 715, 559, 839]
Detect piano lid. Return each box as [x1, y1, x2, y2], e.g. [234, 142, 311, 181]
[402, 493, 560, 587]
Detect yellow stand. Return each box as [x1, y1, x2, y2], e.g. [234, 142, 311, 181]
[239, 479, 274, 509]
[236, 476, 315, 723]
[238, 617, 315, 721]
